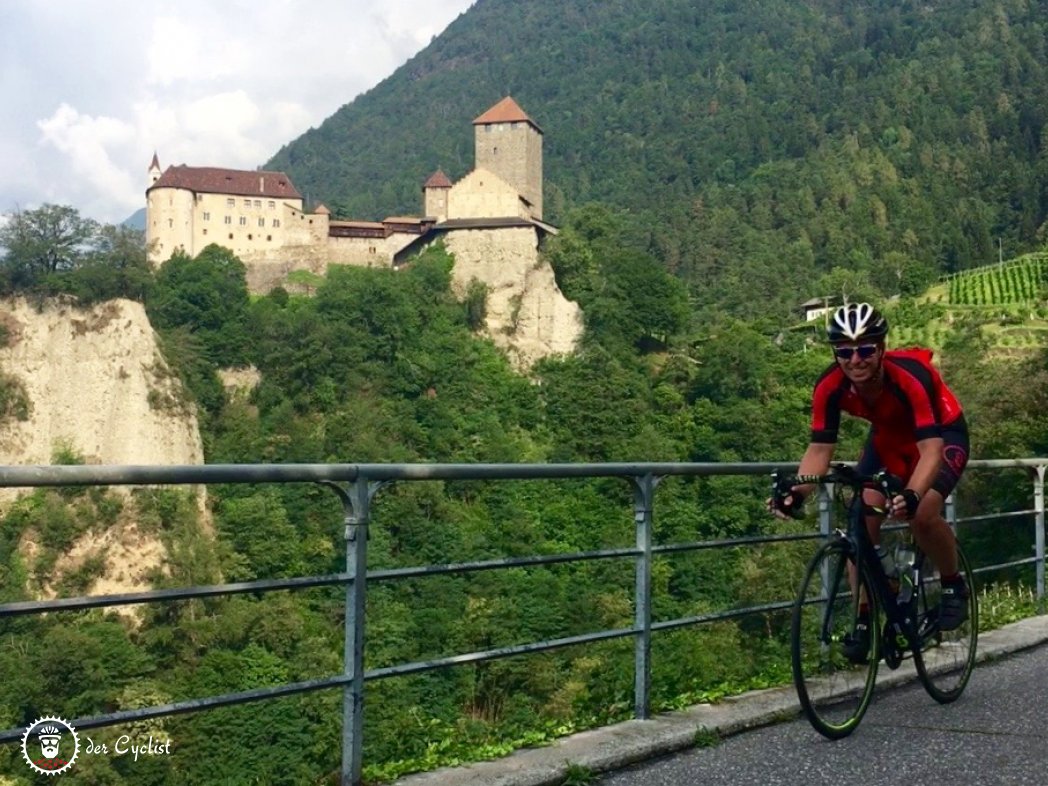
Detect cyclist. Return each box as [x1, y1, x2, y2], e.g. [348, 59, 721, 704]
[771, 302, 970, 658]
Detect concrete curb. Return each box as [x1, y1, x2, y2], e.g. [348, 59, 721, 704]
[393, 615, 1048, 786]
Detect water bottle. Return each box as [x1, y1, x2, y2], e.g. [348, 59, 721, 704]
[895, 544, 917, 604]
[874, 544, 896, 579]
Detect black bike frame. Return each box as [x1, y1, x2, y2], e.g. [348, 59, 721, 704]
[788, 467, 930, 666]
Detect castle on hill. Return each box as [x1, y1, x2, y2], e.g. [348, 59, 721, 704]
[145, 96, 557, 291]
[146, 97, 582, 368]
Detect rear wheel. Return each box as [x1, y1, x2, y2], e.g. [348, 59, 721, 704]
[913, 541, 978, 703]
[791, 541, 880, 739]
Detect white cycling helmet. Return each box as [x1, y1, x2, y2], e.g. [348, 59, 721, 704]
[827, 302, 888, 343]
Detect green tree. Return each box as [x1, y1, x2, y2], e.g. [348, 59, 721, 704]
[0, 204, 99, 291]
[147, 245, 250, 366]
[59, 224, 154, 303]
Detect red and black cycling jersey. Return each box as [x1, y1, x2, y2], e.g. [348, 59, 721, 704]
[810, 348, 964, 446]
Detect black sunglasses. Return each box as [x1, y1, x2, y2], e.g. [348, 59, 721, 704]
[834, 344, 879, 360]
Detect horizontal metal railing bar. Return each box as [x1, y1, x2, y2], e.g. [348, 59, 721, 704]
[957, 509, 1033, 524]
[0, 674, 350, 744]
[653, 530, 821, 555]
[0, 539, 1039, 623]
[0, 463, 359, 487]
[0, 573, 353, 617]
[973, 556, 1038, 574]
[369, 548, 640, 581]
[0, 461, 798, 488]
[0, 531, 838, 618]
[652, 599, 796, 633]
[0, 457, 1036, 489]
[366, 596, 802, 681]
[366, 627, 634, 680]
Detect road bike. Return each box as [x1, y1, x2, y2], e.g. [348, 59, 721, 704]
[773, 463, 978, 739]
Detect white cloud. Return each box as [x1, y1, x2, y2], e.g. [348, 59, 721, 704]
[36, 105, 140, 217]
[0, 0, 476, 224]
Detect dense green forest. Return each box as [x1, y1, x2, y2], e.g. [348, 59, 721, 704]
[268, 0, 1048, 322]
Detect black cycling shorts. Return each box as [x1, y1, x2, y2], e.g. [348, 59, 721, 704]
[856, 414, 970, 499]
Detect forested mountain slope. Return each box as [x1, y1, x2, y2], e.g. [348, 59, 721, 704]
[267, 0, 1048, 320]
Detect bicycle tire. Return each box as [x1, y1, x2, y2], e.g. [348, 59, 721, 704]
[913, 541, 978, 703]
[791, 540, 880, 739]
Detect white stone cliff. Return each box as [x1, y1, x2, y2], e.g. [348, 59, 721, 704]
[444, 228, 583, 369]
[0, 297, 203, 467]
[0, 297, 205, 605]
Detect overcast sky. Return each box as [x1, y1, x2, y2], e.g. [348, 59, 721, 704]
[0, 0, 476, 225]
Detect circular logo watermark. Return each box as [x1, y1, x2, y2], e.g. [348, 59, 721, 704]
[21, 716, 80, 775]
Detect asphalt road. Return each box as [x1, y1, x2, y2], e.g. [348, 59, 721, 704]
[395, 617, 1048, 786]
[598, 646, 1048, 786]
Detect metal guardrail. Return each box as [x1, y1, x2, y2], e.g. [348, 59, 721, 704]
[0, 459, 1044, 785]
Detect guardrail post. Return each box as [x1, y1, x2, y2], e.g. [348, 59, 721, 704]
[322, 477, 376, 786]
[631, 473, 659, 720]
[1033, 466, 1046, 601]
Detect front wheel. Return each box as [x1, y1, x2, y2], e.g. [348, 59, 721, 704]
[912, 540, 978, 702]
[791, 541, 880, 739]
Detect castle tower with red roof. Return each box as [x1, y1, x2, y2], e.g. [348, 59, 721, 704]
[472, 96, 543, 220]
[422, 169, 452, 222]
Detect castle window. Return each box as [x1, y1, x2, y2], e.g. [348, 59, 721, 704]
[203, 229, 208, 235]
[248, 234, 253, 240]
[258, 218, 265, 227]
[203, 212, 210, 221]
[244, 199, 251, 208]
[268, 200, 275, 209]
[227, 198, 234, 207]
[239, 216, 247, 226]
[266, 235, 272, 241]
[167, 219, 173, 228]
[273, 219, 280, 228]
[224, 216, 232, 224]
[228, 233, 234, 240]
[254, 200, 261, 208]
